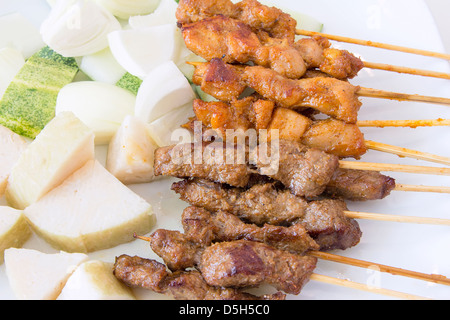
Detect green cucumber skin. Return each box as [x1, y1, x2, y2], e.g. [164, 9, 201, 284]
[0, 46, 78, 139]
[116, 72, 143, 96]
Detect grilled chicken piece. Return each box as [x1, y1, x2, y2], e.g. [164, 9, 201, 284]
[181, 15, 307, 79]
[199, 240, 317, 295]
[155, 140, 339, 198]
[301, 118, 367, 159]
[114, 255, 286, 300]
[172, 179, 363, 251]
[243, 66, 362, 124]
[192, 58, 247, 101]
[176, 0, 297, 43]
[177, 0, 363, 80]
[191, 95, 367, 159]
[193, 96, 275, 138]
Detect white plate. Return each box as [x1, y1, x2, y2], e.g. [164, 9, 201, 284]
[0, 0, 449, 300]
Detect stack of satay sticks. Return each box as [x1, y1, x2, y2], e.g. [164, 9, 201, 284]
[112, 0, 450, 300]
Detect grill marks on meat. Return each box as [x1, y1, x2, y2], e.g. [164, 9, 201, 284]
[172, 179, 362, 251]
[113, 255, 286, 300]
[181, 15, 307, 79]
[176, 0, 298, 43]
[199, 240, 317, 295]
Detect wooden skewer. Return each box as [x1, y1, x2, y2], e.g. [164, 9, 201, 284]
[357, 87, 450, 106]
[363, 61, 450, 80]
[310, 251, 450, 286]
[309, 274, 431, 300]
[357, 119, 450, 128]
[296, 29, 450, 60]
[345, 211, 450, 226]
[364, 140, 450, 167]
[339, 161, 450, 176]
[395, 183, 450, 194]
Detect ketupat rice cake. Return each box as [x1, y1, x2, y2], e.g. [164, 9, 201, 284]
[0, 46, 79, 139]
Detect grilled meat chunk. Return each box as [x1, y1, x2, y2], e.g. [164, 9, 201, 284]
[191, 93, 367, 159]
[302, 199, 362, 251]
[243, 66, 362, 123]
[199, 240, 317, 295]
[192, 58, 247, 101]
[193, 96, 275, 137]
[182, 206, 320, 254]
[253, 140, 340, 198]
[114, 255, 286, 300]
[181, 15, 306, 79]
[172, 179, 308, 225]
[326, 168, 396, 201]
[192, 59, 362, 123]
[148, 229, 204, 271]
[154, 142, 252, 187]
[156, 140, 339, 198]
[177, 0, 363, 79]
[176, 0, 297, 43]
[301, 118, 367, 159]
[148, 206, 319, 270]
[172, 179, 363, 251]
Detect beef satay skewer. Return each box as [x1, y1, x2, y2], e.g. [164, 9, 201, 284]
[136, 205, 450, 286]
[133, 235, 433, 299]
[296, 29, 450, 61]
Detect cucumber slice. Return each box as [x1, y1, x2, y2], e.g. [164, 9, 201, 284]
[116, 72, 143, 95]
[0, 46, 79, 139]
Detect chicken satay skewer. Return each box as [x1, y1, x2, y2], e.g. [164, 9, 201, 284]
[190, 94, 450, 165]
[187, 60, 450, 106]
[296, 29, 450, 60]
